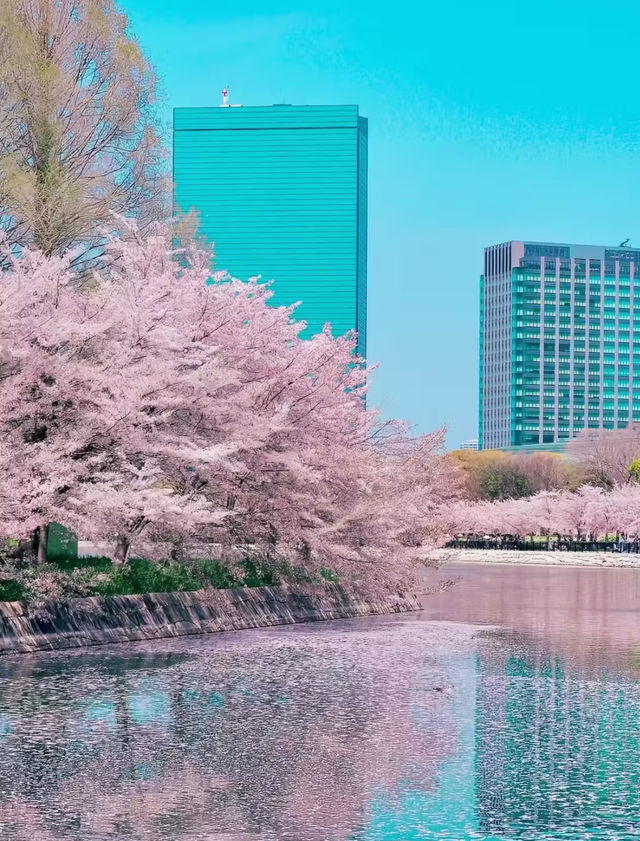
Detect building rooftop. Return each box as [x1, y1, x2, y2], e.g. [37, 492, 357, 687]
[486, 240, 640, 261]
[174, 104, 364, 132]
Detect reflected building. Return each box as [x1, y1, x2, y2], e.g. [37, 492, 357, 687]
[475, 643, 640, 838]
[0, 625, 455, 841]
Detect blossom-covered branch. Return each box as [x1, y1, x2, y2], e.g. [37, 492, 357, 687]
[0, 222, 459, 592]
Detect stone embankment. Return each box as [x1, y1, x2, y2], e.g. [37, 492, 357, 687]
[0, 584, 421, 655]
[431, 548, 640, 567]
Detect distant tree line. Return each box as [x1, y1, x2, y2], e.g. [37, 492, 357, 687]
[448, 425, 640, 502]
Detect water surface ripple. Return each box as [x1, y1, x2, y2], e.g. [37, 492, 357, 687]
[0, 563, 640, 840]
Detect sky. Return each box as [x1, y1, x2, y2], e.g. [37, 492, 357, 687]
[124, 0, 640, 448]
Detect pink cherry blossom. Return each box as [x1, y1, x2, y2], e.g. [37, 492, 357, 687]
[0, 223, 459, 592]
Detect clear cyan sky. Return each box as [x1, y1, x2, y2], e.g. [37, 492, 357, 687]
[125, 0, 640, 448]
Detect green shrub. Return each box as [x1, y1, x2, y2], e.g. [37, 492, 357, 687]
[54, 555, 112, 573]
[91, 559, 202, 597]
[190, 559, 241, 589]
[0, 553, 306, 604]
[0, 579, 26, 601]
[240, 558, 279, 588]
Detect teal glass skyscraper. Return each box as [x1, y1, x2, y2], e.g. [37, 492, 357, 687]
[173, 103, 367, 355]
[480, 241, 640, 449]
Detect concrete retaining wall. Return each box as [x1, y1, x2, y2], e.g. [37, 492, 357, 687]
[0, 584, 421, 655]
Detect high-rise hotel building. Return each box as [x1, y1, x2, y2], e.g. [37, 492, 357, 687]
[173, 103, 368, 355]
[480, 241, 640, 450]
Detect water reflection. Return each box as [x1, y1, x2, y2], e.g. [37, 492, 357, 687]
[426, 563, 640, 669]
[1, 566, 640, 840]
[419, 564, 640, 841]
[475, 637, 640, 839]
[0, 620, 460, 841]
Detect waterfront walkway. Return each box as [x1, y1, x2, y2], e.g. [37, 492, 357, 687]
[430, 548, 640, 567]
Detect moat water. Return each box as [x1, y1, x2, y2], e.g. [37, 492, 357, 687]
[1, 563, 640, 840]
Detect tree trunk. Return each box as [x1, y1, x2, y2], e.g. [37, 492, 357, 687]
[113, 535, 130, 567]
[31, 524, 49, 566]
[170, 541, 185, 565]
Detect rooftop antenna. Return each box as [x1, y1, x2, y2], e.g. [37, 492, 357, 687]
[620, 238, 631, 247]
[221, 86, 229, 106]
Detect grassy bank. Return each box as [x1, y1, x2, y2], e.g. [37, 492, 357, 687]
[0, 555, 288, 603]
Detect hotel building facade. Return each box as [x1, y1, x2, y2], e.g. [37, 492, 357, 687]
[479, 241, 640, 450]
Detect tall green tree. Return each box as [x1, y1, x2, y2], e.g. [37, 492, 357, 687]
[0, 0, 167, 260]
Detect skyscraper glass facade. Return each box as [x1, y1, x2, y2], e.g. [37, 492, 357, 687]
[480, 241, 640, 449]
[173, 104, 368, 355]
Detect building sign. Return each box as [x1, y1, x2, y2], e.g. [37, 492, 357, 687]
[524, 244, 570, 259]
[604, 249, 640, 262]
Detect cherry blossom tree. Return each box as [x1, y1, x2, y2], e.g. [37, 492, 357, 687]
[0, 244, 113, 561]
[451, 484, 640, 544]
[0, 223, 459, 592]
[568, 426, 640, 487]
